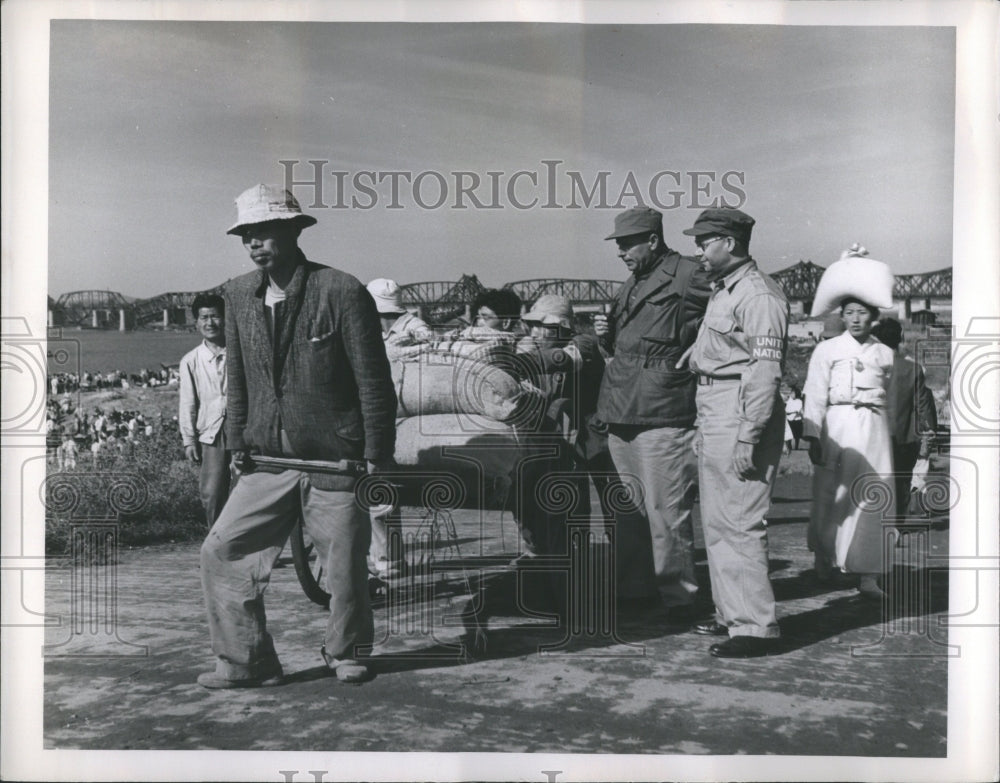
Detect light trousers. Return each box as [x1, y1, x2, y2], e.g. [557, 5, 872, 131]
[696, 382, 783, 639]
[200, 468, 373, 678]
[608, 425, 698, 606]
[198, 429, 231, 526]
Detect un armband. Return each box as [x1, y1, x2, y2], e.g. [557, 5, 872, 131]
[751, 336, 784, 361]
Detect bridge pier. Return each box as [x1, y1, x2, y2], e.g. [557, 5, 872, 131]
[163, 308, 170, 328]
[92, 310, 99, 328]
[119, 309, 127, 332]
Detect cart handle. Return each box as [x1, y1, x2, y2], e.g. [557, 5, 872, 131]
[246, 454, 368, 476]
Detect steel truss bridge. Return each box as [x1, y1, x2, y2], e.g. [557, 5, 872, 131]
[503, 279, 623, 308]
[50, 263, 951, 329]
[770, 261, 952, 311]
[52, 286, 226, 327]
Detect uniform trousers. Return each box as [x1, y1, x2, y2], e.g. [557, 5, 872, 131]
[696, 381, 783, 638]
[608, 425, 698, 607]
[200, 468, 373, 679]
[198, 429, 231, 526]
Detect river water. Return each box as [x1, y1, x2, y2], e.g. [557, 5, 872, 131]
[47, 328, 200, 375]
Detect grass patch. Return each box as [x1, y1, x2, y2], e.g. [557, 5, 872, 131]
[45, 428, 206, 555]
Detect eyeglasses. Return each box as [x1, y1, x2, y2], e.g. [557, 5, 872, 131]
[696, 236, 728, 251]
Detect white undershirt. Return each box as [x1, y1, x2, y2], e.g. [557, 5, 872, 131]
[264, 276, 287, 309]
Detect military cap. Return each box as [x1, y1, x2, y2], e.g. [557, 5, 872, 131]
[682, 207, 756, 244]
[604, 207, 664, 240]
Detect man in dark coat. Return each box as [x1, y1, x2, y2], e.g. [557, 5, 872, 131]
[198, 184, 397, 688]
[594, 207, 712, 622]
[872, 317, 938, 516]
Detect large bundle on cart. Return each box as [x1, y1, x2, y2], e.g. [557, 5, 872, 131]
[389, 349, 547, 510]
[391, 350, 528, 422]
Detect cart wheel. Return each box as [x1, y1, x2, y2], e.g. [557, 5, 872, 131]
[290, 520, 331, 609]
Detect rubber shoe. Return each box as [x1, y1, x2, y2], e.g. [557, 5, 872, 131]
[197, 667, 284, 689]
[334, 661, 371, 683]
[323, 658, 371, 683]
[321, 646, 372, 684]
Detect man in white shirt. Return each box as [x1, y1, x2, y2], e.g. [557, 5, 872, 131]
[364, 278, 432, 578]
[179, 293, 231, 526]
[367, 278, 434, 360]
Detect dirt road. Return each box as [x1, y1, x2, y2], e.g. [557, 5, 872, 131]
[43, 463, 950, 757]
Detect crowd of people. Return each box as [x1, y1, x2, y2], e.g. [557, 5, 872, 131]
[47, 366, 180, 396]
[46, 397, 178, 469]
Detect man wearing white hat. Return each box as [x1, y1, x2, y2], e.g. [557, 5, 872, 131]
[366, 278, 433, 361]
[199, 184, 397, 688]
[364, 278, 432, 578]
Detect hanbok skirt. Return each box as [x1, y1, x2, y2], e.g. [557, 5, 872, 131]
[808, 404, 894, 574]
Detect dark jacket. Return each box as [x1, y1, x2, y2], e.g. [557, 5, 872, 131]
[596, 250, 711, 428]
[224, 257, 397, 462]
[887, 352, 938, 444]
[519, 332, 608, 461]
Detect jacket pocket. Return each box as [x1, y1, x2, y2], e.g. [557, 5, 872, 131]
[647, 291, 680, 306]
[705, 315, 736, 334]
[701, 315, 737, 365]
[308, 330, 337, 347]
[644, 366, 694, 390]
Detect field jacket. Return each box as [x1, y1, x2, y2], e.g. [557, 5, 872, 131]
[224, 256, 397, 463]
[596, 250, 711, 428]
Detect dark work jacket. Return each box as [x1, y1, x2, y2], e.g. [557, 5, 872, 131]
[224, 257, 397, 462]
[596, 250, 712, 428]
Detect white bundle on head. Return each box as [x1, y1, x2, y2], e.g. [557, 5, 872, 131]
[810, 243, 894, 316]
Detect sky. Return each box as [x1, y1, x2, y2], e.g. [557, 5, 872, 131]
[48, 21, 955, 299]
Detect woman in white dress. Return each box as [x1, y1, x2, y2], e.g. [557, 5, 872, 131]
[803, 297, 895, 599]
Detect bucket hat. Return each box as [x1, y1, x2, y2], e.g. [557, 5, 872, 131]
[366, 278, 406, 315]
[522, 294, 573, 330]
[226, 184, 318, 236]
